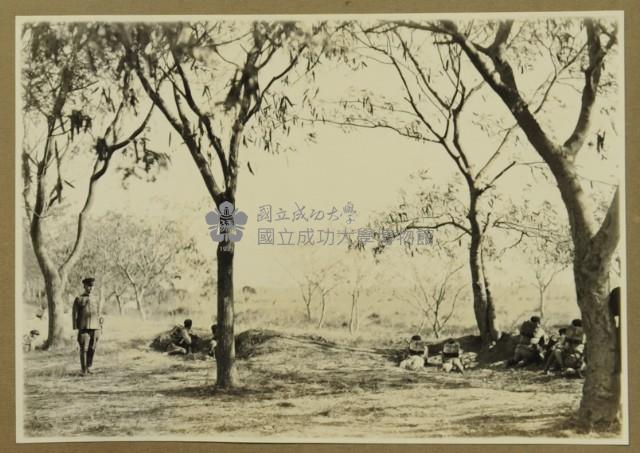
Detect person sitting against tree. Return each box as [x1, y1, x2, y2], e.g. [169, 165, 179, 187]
[561, 319, 586, 377]
[507, 316, 547, 367]
[441, 338, 464, 374]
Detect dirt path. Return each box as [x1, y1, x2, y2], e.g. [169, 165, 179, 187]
[21, 332, 612, 440]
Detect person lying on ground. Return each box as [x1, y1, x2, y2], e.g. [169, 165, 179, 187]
[507, 316, 547, 368]
[399, 334, 428, 370]
[441, 338, 464, 374]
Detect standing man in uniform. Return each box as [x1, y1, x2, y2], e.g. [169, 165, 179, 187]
[72, 277, 103, 375]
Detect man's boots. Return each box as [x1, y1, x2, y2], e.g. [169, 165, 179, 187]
[79, 350, 87, 375]
[86, 349, 94, 373]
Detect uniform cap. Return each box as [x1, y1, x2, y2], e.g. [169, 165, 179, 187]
[82, 277, 95, 285]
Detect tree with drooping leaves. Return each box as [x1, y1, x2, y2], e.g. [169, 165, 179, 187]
[21, 22, 155, 348]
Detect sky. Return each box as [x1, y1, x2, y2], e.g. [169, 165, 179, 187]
[17, 15, 625, 296]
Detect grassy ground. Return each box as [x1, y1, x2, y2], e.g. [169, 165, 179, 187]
[20, 318, 619, 441]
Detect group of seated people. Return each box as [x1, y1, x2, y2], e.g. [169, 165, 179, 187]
[508, 315, 586, 377]
[399, 315, 587, 377]
[166, 319, 218, 358]
[170, 315, 586, 378]
[399, 335, 464, 373]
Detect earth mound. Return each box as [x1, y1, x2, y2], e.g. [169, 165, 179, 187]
[150, 328, 334, 359]
[150, 327, 522, 368]
[235, 329, 340, 359]
[235, 329, 282, 359]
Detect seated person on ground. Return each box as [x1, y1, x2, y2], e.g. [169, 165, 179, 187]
[399, 334, 428, 370]
[561, 319, 586, 377]
[508, 316, 547, 367]
[441, 338, 464, 374]
[167, 319, 194, 355]
[542, 327, 566, 373]
[22, 329, 40, 352]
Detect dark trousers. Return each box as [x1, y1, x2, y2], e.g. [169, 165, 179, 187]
[77, 329, 100, 371]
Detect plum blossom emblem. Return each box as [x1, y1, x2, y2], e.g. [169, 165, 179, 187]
[205, 201, 248, 242]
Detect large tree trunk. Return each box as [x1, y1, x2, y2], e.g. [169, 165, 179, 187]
[30, 177, 68, 348]
[575, 259, 619, 429]
[481, 250, 501, 342]
[520, 129, 620, 429]
[43, 272, 67, 348]
[216, 240, 238, 389]
[552, 162, 621, 428]
[565, 189, 621, 428]
[468, 195, 501, 346]
[31, 244, 68, 349]
[31, 230, 67, 348]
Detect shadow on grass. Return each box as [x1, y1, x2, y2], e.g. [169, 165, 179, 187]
[458, 411, 600, 438]
[160, 383, 282, 401]
[187, 367, 476, 403]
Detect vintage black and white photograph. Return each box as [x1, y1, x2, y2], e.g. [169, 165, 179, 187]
[15, 12, 627, 443]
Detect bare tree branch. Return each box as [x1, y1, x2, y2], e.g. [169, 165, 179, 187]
[563, 20, 618, 155]
[480, 161, 517, 192]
